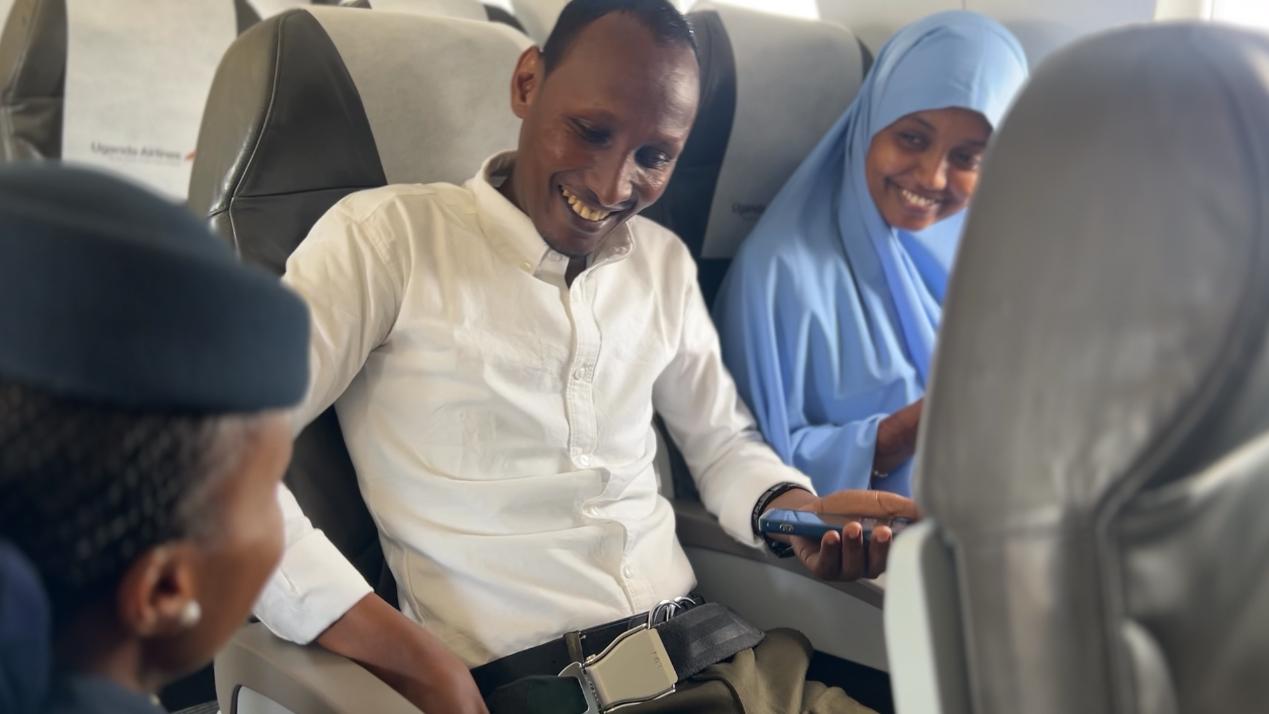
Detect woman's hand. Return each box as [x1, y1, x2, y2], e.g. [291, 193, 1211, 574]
[762, 489, 920, 581]
[873, 398, 924, 476]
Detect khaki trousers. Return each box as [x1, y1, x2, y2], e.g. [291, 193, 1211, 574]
[626, 629, 876, 714]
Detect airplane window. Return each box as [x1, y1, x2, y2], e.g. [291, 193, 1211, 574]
[1212, 0, 1269, 30]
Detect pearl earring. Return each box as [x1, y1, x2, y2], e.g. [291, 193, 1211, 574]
[179, 600, 202, 629]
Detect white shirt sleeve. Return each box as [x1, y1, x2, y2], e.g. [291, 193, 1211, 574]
[652, 248, 815, 548]
[252, 201, 406, 644]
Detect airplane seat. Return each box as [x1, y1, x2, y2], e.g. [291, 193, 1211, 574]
[186, 6, 527, 712]
[0, 0, 260, 199]
[643, 2, 870, 307]
[340, 0, 528, 34]
[885, 22, 1269, 714]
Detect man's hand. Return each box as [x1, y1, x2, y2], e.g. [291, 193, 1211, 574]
[763, 488, 920, 581]
[317, 593, 489, 714]
[874, 398, 924, 475]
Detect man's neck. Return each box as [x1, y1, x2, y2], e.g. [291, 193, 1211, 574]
[565, 257, 586, 286]
[496, 160, 592, 287]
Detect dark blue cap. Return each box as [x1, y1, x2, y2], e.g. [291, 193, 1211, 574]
[0, 164, 308, 412]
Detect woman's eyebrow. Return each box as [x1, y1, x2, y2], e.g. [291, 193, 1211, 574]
[909, 116, 936, 132]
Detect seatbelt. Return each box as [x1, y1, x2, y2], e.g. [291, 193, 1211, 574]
[485, 603, 763, 714]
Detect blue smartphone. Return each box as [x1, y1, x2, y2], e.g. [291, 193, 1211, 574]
[758, 509, 912, 542]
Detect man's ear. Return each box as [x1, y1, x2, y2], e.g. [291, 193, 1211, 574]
[509, 46, 545, 120]
[116, 543, 200, 638]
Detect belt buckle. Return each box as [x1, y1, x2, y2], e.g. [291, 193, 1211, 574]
[558, 624, 677, 713]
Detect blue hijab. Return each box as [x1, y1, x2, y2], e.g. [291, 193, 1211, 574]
[715, 12, 1027, 496]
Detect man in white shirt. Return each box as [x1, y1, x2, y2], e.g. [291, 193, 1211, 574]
[257, 1, 918, 712]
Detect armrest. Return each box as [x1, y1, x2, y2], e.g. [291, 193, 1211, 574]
[215, 622, 421, 714]
[884, 521, 971, 714]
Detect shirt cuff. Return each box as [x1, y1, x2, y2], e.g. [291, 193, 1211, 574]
[719, 465, 814, 549]
[253, 529, 374, 645]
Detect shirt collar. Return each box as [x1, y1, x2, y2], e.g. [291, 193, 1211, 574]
[467, 152, 635, 282]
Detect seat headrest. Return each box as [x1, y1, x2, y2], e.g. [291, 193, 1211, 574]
[188, 6, 528, 272]
[642, 3, 866, 302]
[919, 21, 1269, 523]
[0, 0, 254, 197]
[916, 25, 1269, 711]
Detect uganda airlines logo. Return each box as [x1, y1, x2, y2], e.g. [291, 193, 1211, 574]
[89, 141, 196, 166]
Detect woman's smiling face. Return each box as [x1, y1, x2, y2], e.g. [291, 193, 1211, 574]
[865, 107, 992, 231]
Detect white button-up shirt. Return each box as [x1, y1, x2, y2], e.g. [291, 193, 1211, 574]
[254, 153, 813, 666]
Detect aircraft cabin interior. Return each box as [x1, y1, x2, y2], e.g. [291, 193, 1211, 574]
[0, 0, 1266, 713]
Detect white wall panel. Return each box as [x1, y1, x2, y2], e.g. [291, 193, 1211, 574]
[816, 0, 1211, 66]
[1156, 0, 1213, 20]
[1213, 0, 1269, 29]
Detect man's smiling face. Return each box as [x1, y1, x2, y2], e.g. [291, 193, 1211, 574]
[504, 12, 700, 258]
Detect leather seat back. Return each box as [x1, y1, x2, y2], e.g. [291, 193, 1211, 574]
[890, 22, 1269, 714]
[188, 6, 527, 600]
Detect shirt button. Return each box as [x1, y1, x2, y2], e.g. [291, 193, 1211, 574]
[520, 261, 532, 272]
[622, 565, 634, 578]
[577, 455, 591, 467]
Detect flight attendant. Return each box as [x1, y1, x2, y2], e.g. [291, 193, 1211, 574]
[0, 165, 309, 714]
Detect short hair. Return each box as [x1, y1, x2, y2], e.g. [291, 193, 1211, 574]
[541, 0, 697, 74]
[0, 381, 248, 618]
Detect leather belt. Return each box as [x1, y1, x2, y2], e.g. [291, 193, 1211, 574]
[477, 600, 763, 714]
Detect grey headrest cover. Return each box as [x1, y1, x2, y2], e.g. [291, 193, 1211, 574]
[917, 23, 1269, 714]
[697, 2, 864, 259]
[307, 6, 527, 184]
[188, 6, 526, 269]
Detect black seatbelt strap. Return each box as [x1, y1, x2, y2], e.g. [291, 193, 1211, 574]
[485, 603, 763, 714]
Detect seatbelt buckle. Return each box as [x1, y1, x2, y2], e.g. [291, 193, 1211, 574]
[558, 624, 678, 713]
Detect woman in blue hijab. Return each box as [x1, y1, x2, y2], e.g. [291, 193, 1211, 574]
[714, 12, 1028, 497]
